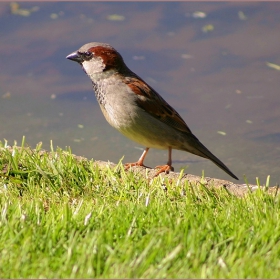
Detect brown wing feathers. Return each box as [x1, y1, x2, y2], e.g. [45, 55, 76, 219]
[126, 77, 192, 134]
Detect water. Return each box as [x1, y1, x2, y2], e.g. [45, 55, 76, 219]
[1, 2, 279, 185]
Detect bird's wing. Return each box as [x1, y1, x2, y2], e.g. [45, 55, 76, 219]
[125, 75, 192, 134]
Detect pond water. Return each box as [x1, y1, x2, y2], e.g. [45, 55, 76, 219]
[1, 2, 279, 185]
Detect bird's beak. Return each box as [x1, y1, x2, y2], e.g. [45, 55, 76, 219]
[66, 51, 83, 63]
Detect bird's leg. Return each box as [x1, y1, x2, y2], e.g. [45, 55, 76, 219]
[124, 148, 150, 169]
[154, 147, 174, 176]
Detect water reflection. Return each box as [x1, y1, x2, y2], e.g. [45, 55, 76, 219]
[0, 2, 279, 185]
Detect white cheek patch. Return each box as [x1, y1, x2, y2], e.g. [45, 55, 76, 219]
[82, 61, 92, 74]
[82, 57, 106, 81]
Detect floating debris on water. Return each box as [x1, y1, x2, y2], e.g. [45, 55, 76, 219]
[217, 131, 227, 136]
[10, 2, 39, 16]
[192, 11, 207, 19]
[202, 24, 214, 33]
[238, 11, 247, 20]
[107, 14, 125, 21]
[266, 62, 280, 71]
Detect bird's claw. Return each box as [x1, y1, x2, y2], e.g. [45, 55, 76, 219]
[124, 162, 148, 170]
[154, 164, 174, 176]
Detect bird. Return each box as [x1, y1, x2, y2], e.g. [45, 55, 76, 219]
[66, 42, 238, 180]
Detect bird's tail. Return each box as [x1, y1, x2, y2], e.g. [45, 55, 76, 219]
[186, 136, 239, 180]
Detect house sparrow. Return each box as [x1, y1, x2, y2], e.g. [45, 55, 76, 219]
[66, 42, 238, 180]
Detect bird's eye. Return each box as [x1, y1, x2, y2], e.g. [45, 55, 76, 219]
[84, 51, 92, 59]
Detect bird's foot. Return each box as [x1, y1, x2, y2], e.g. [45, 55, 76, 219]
[154, 164, 174, 176]
[124, 162, 149, 170]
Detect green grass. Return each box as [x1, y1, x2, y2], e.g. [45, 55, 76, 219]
[0, 138, 279, 278]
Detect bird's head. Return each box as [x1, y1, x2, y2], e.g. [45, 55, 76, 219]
[66, 42, 126, 81]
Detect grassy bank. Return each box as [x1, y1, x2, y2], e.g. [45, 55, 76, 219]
[0, 139, 279, 278]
